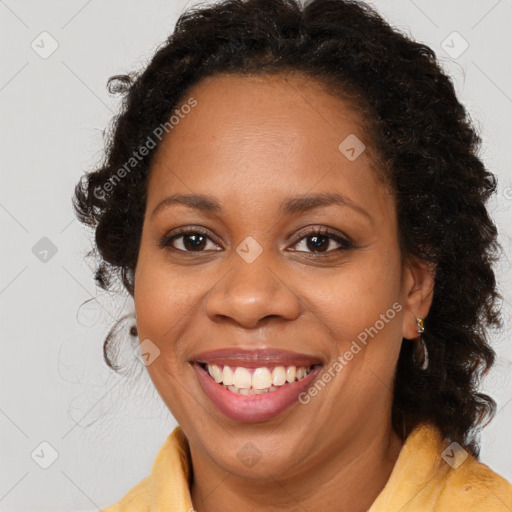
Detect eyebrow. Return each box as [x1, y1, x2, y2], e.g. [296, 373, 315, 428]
[151, 192, 370, 219]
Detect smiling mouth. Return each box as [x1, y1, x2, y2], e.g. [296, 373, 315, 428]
[198, 362, 323, 395]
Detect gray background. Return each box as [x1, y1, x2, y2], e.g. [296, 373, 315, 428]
[1, 0, 511, 510]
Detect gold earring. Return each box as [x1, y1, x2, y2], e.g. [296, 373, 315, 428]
[416, 317, 424, 334]
[413, 317, 428, 370]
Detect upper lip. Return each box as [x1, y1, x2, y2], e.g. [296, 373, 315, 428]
[191, 348, 324, 368]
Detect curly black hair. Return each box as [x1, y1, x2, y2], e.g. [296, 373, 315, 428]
[73, 0, 502, 456]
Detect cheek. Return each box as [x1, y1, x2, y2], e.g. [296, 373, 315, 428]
[310, 251, 404, 391]
[132, 248, 203, 418]
[133, 246, 201, 356]
[300, 253, 403, 344]
[313, 269, 403, 403]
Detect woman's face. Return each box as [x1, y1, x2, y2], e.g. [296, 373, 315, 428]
[134, 73, 433, 478]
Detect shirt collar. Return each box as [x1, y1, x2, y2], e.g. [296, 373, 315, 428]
[148, 422, 511, 511]
[149, 425, 194, 512]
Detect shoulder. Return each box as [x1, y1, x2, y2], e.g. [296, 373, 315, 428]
[418, 423, 512, 511]
[437, 455, 512, 511]
[99, 426, 192, 511]
[370, 422, 512, 512]
[101, 476, 150, 512]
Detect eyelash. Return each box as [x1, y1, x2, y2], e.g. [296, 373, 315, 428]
[159, 226, 354, 256]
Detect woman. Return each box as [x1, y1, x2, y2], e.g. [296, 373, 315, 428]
[73, 0, 512, 510]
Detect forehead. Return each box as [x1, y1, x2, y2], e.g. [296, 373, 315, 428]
[147, 72, 392, 220]
[163, 71, 368, 154]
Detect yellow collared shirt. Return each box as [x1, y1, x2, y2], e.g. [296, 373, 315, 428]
[102, 423, 512, 511]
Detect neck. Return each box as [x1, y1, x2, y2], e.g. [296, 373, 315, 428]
[189, 422, 403, 512]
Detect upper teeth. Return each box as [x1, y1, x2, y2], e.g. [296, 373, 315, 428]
[206, 364, 312, 390]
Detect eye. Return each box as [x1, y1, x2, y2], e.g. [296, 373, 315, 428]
[159, 225, 353, 255]
[160, 227, 221, 252]
[289, 226, 353, 254]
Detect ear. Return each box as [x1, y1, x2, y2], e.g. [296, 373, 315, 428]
[401, 257, 435, 340]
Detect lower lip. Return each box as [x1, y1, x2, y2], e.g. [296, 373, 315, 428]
[192, 362, 323, 422]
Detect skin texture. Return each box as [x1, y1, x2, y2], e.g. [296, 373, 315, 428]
[134, 73, 435, 512]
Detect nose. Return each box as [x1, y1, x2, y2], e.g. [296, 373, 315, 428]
[204, 248, 301, 329]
